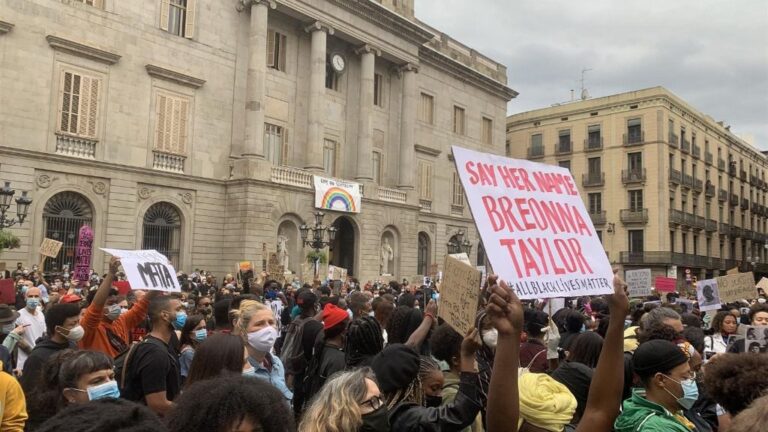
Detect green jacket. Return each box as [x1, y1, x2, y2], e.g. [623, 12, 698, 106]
[614, 389, 692, 432]
[442, 371, 483, 432]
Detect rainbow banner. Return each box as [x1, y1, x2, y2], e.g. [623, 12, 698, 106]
[313, 176, 362, 214]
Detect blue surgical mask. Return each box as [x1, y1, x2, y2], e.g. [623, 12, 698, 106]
[663, 375, 699, 410]
[26, 298, 40, 310]
[105, 304, 121, 321]
[173, 311, 187, 330]
[85, 380, 121, 401]
[580, 324, 586, 333]
[243, 366, 257, 378]
[194, 328, 207, 342]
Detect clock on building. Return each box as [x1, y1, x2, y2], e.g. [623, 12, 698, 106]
[330, 53, 346, 73]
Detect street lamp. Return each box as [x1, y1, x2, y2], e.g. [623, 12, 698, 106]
[300, 211, 337, 276]
[0, 182, 33, 229]
[447, 230, 473, 255]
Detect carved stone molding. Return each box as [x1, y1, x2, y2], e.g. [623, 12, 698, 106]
[87, 179, 108, 197]
[46, 35, 121, 65]
[0, 21, 14, 35]
[179, 192, 194, 206]
[236, 0, 276, 12]
[36, 174, 59, 189]
[145, 64, 205, 89]
[304, 21, 335, 35]
[137, 187, 154, 200]
[354, 44, 381, 57]
[414, 144, 441, 157]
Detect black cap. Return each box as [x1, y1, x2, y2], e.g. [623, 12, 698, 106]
[632, 339, 688, 379]
[371, 344, 420, 394]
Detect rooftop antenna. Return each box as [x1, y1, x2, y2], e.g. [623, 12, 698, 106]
[580, 68, 592, 100]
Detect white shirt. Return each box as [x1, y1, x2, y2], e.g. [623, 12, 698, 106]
[704, 333, 729, 354]
[16, 306, 46, 370]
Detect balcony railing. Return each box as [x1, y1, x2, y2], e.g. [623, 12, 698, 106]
[683, 212, 696, 227]
[692, 178, 703, 192]
[582, 172, 605, 187]
[693, 215, 705, 231]
[741, 198, 749, 210]
[705, 219, 718, 232]
[705, 152, 713, 165]
[719, 222, 730, 234]
[152, 151, 186, 173]
[620, 251, 728, 269]
[669, 168, 682, 184]
[419, 199, 432, 212]
[681, 139, 691, 153]
[378, 186, 407, 204]
[729, 194, 739, 207]
[751, 175, 759, 185]
[624, 131, 645, 146]
[270, 165, 313, 188]
[584, 137, 603, 151]
[555, 141, 573, 155]
[622, 168, 646, 184]
[718, 189, 728, 202]
[718, 158, 726, 171]
[620, 208, 649, 224]
[55, 134, 97, 160]
[669, 209, 685, 225]
[730, 226, 742, 238]
[729, 164, 737, 176]
[740, 170, 747, 181]
[743, 230, 754, 241]
[705, 183, 715, 197]
[682, 173, 694, 189]
[668, 133, 679, 146]
[527, 147, 544, 159]
[589, 210, 607, 225]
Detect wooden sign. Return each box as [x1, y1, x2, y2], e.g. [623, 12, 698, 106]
[438, 255, 482, 335]
[39, 238, 63, 258]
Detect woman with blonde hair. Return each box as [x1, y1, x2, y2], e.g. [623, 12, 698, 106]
[299, 367, 386, 432]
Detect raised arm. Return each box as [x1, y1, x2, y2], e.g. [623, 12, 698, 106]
[576, 273, 629, 432]
[91, 257, 120, 310]
[405, 299, 437, 350]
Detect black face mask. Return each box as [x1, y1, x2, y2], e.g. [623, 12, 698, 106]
[359, 405, 389, 432]
[425, 395, 443, 408]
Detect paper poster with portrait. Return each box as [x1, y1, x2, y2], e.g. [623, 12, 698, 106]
[677, 298, 696, 314]
[743, 325, 768, 353]
[696, 279, 722, 311]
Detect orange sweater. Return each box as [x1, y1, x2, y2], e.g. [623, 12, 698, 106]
[79, 298, 150, 358]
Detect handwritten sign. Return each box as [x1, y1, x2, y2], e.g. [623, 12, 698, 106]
[726, 267, 740, 275]
[625, 269, 652, 298]
[449, 253, 471, 266]
[716, 272, 756, 303]
[39, 238, 63, 258]
[695, 278, 721, 311]
[655, 276, 677, 293]
[438, 255, 482, 335]
[756, 277, 768, 292]
[101, 249, 181, 292]
[327, 265, 347, 281]
[73, 226, 94, 284]
[452, 146, 613, 300]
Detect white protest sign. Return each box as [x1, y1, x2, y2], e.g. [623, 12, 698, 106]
[452, 146, 613, 300]
[101, 249, 181, 292]
[696, 279, 722, 311]
[625, 269, 652, 298]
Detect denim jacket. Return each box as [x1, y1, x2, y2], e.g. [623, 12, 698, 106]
[249, 353, 293, 402]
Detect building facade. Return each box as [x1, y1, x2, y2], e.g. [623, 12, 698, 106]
[0, 0, 515, 282]
[507, 87, 768, 288]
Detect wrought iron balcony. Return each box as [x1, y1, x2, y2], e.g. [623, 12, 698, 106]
[584, 137, 603, 151]
[527, 146, 544, 159]
[681, 139, 691, 153]
[705, 152, 713, 165]
[622, 168, 646, 184]
[741, 198, 749, 210]
[705, 219, 718, 232]
[582, 172, 605, 187]
[624, 131, 645, 146]
[729, 194, 739, 207]
[719, 222, 730, 234]
[589, 210, 607, 225]
[692, 144, 701, 159]
[620, 208, 649, 224]
[718, 189, 728, 202]
[718, 158, 726, 171]
[692, 178, 703, 192]
[705, 183, 715, 197]
[693, 215, 705, 231]
[740, 170, 747, 181]
[668, 133, 679, 146]
[682, 174, 694, 189]
[669, 209, 685, 225]
[669, 168, 682, 185]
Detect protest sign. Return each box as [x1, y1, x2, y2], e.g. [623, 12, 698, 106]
[327, 265, 347, 281]
[545, 297, 566, 315]
[716, 272, 757, 303]
[428, 263, 439, 279]
[743, 325, 768, 353]
[654, 276, 677, 293]
[73, 226, 94, 284]
[101, 249, 181, 292]
[39, 238, 63, 258]
[625, 269, 652, 298]
[449, 253, 472, 266]
[452, 146, 613, 300]
[696, 278, 722, 311]
[667, 266, 677, 278]
[676, 298, 696, 314]
[438, 255, 482, 335]
[756, 277, 768, 291]
[726, 267, 739, 275]
[313, 176, 362, 214]
[476, 265, 487, 288]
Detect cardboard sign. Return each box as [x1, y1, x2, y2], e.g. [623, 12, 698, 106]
[101, 249, 181, 292]
[39, 238, 63, 258]
[0, 279, 14, 305]
[438, 255, 482, 335]
[716, 272, 757, 303]
[327, 265, 347, 281]
[696, 278, 722, 311]
[726, 267, 740, 275]
[655, 277, 677, 293]
[625, 269, 652, 298]
[452, 146, 613, 300]
[313, 176, 362, 214]
[743, 325, 768, 353]
[449, 253, 472, 266]
[756, 277, 768, 291]
[73, 226, 94, 284]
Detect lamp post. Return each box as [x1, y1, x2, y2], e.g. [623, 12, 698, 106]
[447, 230, 473, 256]
[0, 182, 33, 229]
[300, 211, 337, 277]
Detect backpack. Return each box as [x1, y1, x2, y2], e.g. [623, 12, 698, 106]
[113, 336, 168, 395]
[280, 317, 310, 376]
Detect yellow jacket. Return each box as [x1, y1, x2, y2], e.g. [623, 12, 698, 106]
[0, 361, 27, 431]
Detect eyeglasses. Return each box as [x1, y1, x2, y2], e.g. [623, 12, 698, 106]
[360, 395, 384, 411]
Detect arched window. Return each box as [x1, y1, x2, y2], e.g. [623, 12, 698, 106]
[477, 242, 486, 267]
[142, 202, 182, 266]
[43, 192, 93, 272]
[418, 232, 430, 275]
[447, 234, 462, 254]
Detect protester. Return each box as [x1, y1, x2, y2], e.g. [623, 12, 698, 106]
[16, 286, 46, 372]
[344, 316, 385, 368]
[0, 358, 26, 431]
[727, 394, 768, 432]
[551, 331, 603, 423]
[303, 303, 349, 405]
[185, 333, 247, 387]
[178, 314, 207, 383]
[557, 309, 586, 355]
[704, 311, 738, 354]
[35, 398, 166, 432]
[0, 304, 23, 373]
[279, 289, 321, 415]
[519, 309, 549, 373]
[702, 353, 768, 418]
[371, 294, 395, 341]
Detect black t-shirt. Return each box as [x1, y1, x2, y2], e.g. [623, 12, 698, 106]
[124, 336, 180, 404]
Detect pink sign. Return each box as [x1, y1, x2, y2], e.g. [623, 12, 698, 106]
[655, 276, 677, 293]
[73, 225, 94, 286]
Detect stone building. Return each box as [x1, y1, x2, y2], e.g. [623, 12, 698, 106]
[0, 0, 516, 282]
[506, 87, 768, 286]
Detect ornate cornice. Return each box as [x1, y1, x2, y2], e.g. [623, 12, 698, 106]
[236, 0, 277, 13]
[419, 46, 517, 101]
[46, 35, 121, 65]
[354, 44, 381, 57]
[145, 64, 206, 89]
[331, 0, 434, 46]
[304, 21, 334, 35]
[414, 144, 441, 157]
[0, 21, 14, 35]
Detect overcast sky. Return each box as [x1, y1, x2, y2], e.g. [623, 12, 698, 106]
[416, 0, 768, 150]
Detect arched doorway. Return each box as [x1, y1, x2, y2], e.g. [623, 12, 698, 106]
[418, 232, 430, 275]
[330, 216, 355, 275]
[142, 202, 182, 266]
[447, 234, 462, 254]
[42, 191, 93, 271]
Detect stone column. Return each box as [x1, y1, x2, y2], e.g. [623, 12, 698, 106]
[240, 0, 275, 158]
[304, 22, 333, 172]
[398, 64, 418, 189]
[355, 45, 377, 181]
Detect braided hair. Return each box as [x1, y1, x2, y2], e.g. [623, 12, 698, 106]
[345, 316, 384, 368]
[387, 306, 422, 345]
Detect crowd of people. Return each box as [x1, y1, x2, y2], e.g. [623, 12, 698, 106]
[0, 258, 766, 432]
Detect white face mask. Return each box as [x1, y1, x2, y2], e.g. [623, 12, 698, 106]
[247, 326, 278, 353]
[60, 325, 85, 342]
[482, 328, 498, 349]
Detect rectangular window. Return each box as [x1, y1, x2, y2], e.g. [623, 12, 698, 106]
[58, 70, 101, 139]
[264, 124, 284, 166]
[372, 151, 382, 184]
[482, 117, 493, 145]
[558, 129, 571, 152]
[419, 93, 434, 124]
[74, 0, 104, 7]
[588, 157, 601, 175]
[558, 160, 571, 171]
[627, 117, 642, 143]
[453, 106, 465, 135]
[668, 118, 674, 140]
[628, 230, 644, 253]
[325, 65, 339, 91]
[374, 73, 383, 107]
[670, 231, 676, 252]
[267, 31, 287, 72]
[628, 152, 643, 171]
[323, 139, 337, 176]
[588, 193, 602, 214]
[693, 235, 699, 255]
[154, 91, 191, 155]
[162, 0, 196, 38]
[452, 172, 464, 206]
[587, 124, 601, 148]
[682, 233, 688, 254]
[418, 161, 434, 200]
[531, 134, 543, 151]
[629, 190, 644, 211]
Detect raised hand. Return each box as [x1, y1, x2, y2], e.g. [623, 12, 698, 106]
[486, 281, 524, 337]
[607, 271, 630, 318]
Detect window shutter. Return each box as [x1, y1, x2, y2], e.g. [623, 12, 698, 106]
[278, 34, 287, 71]
[58, 71, 69, 133]
[281, 128, 289, 165]
[184, 0, 196, 39]
[178, 98, 189, 154]
[427, 163, 433, 199]
[155, 93, 167, 151]
[170, 97, 182, 154]
[160, 0, 170, 31]
[267, 31, 276, 67]
[77, 76, 99, 138]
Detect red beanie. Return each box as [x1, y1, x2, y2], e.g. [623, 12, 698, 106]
[323, 303, 349, 330]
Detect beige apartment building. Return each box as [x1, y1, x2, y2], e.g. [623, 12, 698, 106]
[507, 87, 768, 287]
[0, 0, 516, 282]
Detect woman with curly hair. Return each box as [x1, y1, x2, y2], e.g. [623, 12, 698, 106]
[703, 353, 768, 417]
[704, 311, 738, 354]
[299, 368, 384, 432]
